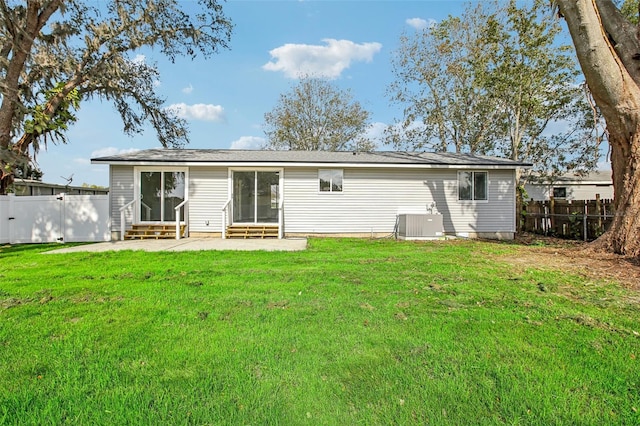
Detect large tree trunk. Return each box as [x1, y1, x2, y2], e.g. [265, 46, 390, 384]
[557, 0, 640, 256]
[601, 118, 640, 255]
[0, 0, 63, 194]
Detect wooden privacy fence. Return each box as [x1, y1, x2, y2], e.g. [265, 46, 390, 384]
[523, 196, 614, 241]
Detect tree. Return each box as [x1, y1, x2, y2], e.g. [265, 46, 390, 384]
[386, 5, 502, 154]
[483, 1, 600, 174]
[554, 0, 640, 256]
[0, 0, 233, 194]
[387, 0, 600, 181]
[14, 162, 42, 181]
[263, 76, 375, 151]
[618, 0, 639, 24]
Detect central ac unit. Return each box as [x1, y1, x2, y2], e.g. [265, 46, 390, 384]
[397, 214, 444, 240]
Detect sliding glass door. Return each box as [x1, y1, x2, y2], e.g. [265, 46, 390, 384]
[233, 171, 279, 224]
[139, 171, 186, 222]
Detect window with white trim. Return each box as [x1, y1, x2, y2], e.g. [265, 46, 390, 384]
[458, 171, 488, 201]
[319, 169, 343, 192]
[552, 187, 567, 198]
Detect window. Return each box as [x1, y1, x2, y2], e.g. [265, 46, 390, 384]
[458, 171, 488, 201]
[319, 169, 343, 192]
[139, 170, 186, 221]
[552, 187, 567, 198]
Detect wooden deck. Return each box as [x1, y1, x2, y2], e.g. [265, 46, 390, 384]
[124, 224, 187, 240]
[226, 224, 279, 239]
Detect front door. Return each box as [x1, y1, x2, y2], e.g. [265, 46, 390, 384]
[232, 171, 279, 224]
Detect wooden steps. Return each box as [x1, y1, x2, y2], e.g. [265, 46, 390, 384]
[125, 224, 186, 240]
[226, 224, 279, 239]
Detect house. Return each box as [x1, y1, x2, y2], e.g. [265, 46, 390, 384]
[524, 171, 613, 201]
[11, 179, 109, 196]
[91, 149, 531, 241]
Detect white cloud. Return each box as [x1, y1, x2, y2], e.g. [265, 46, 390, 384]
[230, 136, 265, 150]
[90, 147, 141, 159]
[182, 84, 194, 94]
[406, 17, 436, 31]
[363, 122, 389, 149]
[166, 103, 226, 122]
[132, 54, 146, 64]
[127, 55, 160, 86]
[262, 38, 382, 79]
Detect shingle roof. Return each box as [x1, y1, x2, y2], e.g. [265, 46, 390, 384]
[91, 149, 531, 167]
[525, 170, 612, 184]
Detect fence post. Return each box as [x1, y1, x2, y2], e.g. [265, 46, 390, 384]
[583, 200, 588, 241]
[595, 193, 602, 236]
[522, 197, 613, 240]
[7, 193, 15, 244]
[549, 197, 555, 235]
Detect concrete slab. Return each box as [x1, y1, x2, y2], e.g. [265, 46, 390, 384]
[44, 238, 308, 254]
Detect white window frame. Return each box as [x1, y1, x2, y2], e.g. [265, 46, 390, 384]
[134, 166, 189, 223]
[318, 169, 344, 193]
[227, 167, 284, 225]
[458, 171, 488, 202]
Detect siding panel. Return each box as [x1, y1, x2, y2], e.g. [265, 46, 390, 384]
[282, 167, 515, 236]
[446, 170, 515, 235]
[108, 165, 516, 238]
[110, 166, 134, 233]
[524, 183, 614, 201]
[188, 167, 228, 233]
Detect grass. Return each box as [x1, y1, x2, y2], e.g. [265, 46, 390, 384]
[0, 238, 638, 425]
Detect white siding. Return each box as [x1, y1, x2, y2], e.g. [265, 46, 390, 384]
[106, 164, 517, 238]
[524, 184, 549, 201]
[188, 167, 228, 232]
[108, 166, 228, 235]
[282, 167, 515, 236]
[110, 166, 134, 232]
[569, 184, 613, 200]
[524, 183, 613, 201]
[448, 169, 516, 236]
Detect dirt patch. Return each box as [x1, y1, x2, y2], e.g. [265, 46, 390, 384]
[494, 233, 640, 291]
[266, 300, 289, 309]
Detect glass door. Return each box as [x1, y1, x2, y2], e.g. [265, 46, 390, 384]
[233, 171, 279, 224]
[233, 171, 255, 223]
[139, 171, 185, 222]
[140, 172, 161, 221]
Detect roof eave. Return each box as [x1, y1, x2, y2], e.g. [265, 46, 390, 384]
[91, 159, 531, 169]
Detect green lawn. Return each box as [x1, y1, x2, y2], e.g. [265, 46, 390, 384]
[0, 238, 638, 425]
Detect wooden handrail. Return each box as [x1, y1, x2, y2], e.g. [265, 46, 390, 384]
[221, 198, 232, 239]
[278, 197, 284, 239]
[175, 199, 189, 240]
[119, 198, 136, 241]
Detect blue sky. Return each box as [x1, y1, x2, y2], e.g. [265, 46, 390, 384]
[36, 0, 604, 189]
[35, 0, 468, 187]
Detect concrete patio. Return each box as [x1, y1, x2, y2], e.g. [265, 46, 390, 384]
[45, 238, 308, 254]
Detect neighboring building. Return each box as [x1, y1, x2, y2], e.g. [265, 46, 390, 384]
[12, 179, 109, 196]
[91, 149, 531, 241]
[524, 171, 613, 201]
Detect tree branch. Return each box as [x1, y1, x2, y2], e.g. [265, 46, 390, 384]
[556, 0, 640, 130]
[594, 0, 640, 87]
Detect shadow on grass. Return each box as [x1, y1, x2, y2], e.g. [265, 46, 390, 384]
[0, 242, 93, 256]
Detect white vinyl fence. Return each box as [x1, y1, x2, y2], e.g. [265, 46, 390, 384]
[0, 193, 110, 244]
